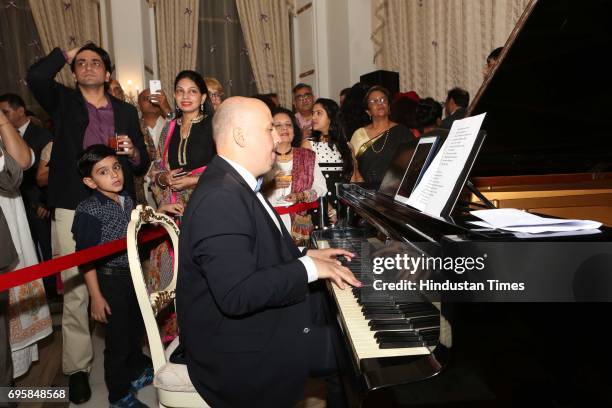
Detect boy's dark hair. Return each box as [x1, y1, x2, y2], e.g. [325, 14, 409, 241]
[70, 43, 113, 74]
[446, 87, 470, 108]
[0, 93, 26, 110]
[77, 144, 117, 178]
[292, 83, 312, 95]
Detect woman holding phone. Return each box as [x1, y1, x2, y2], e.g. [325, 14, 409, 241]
[148, 70, 215, 208]
[147, 70, 215, 291]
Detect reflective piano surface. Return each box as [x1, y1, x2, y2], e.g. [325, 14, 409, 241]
[314, 183, 612, 407]
[313, 0, 612, 405]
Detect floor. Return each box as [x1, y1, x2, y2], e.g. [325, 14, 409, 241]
[15, 299, 326, 408]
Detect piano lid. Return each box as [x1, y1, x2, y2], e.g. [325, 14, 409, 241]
[469, 0, 612, 177]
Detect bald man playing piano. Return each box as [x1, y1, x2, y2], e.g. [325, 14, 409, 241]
[176, 97, 359, 408]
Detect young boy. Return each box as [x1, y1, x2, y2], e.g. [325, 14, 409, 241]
[72, 144, 154, 407]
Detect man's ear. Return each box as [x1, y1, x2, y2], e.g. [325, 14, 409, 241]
[105, 72, 111, 83]
[232, 127, 247, 147]
[83, 177, 97, 190]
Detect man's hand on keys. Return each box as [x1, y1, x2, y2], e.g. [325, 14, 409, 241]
[308, 248, 361, 290]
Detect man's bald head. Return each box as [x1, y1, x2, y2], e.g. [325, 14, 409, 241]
[213, 97, 248, 144]
[213, 97, 280, 177]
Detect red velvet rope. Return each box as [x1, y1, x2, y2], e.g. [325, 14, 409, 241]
[0, 226, 168, 293]
[273, 200, 318, 215]
[0, 202, 320, 292]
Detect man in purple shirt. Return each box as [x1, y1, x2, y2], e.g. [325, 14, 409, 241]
[27, 43, 149, 405]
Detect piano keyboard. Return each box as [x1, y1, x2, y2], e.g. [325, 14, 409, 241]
[317, 237, 439, 362]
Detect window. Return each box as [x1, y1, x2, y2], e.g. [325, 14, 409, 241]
[197, 0, 257, 97]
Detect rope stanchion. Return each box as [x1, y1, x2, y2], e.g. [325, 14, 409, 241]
[0, 226, 168, 293]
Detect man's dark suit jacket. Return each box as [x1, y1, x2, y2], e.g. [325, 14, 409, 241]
[27, 47, 149, 210]
[177, 156, 313, 408]
[441, 106, 467, 129]
[20, 122, 52, 210]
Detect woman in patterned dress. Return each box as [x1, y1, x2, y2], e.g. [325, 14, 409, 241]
[146, 70, 215, 291]
[302, 98, 354, 226]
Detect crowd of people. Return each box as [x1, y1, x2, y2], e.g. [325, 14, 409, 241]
[0, 41, 501, 407]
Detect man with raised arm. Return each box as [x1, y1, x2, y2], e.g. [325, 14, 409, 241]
[27, 43, 149, 404]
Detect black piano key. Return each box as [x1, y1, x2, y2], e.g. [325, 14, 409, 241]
[365, 313, 408, 320]
[374, 330, 419, 340]
[368, 318, 409, 326]
[395, 303, 439, 313]
[402, 310, 439, 318]
[376, 336, 421, 344]
[361, 306, 404, 314]
[370, 323, 413, 331]
[419, 328, 440, 341]
[359, 299, 396, 305]
[410, 316, 440, 329]
[378, 340, 425, 349]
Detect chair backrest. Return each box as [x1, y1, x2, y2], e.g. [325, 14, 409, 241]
[127, 205, 180, 373]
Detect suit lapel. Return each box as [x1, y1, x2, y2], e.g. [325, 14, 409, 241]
[211, 157, 299, 257]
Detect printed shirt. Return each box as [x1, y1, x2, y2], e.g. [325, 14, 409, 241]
[72, 190, 134, 269]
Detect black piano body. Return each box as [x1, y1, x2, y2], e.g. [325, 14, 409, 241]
[313, 0, 612, 405]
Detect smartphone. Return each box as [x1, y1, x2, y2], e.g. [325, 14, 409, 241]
[149, 79, 161, 95]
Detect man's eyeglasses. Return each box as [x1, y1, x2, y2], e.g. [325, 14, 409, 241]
[294, 93, 313, 102]
[273, 122, 293, 130]
[75, 59, 104, 70]
[367, 97, 388, 105]
[210, 92, 224, 100]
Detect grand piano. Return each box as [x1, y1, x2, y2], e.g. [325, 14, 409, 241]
[312, 0, 612, 406]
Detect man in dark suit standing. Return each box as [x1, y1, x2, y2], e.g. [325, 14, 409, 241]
[441, 87, 470, 130]
[27, 43, 149, 404]
[0, 93, 52, 264]
[177, 97, 360, 408]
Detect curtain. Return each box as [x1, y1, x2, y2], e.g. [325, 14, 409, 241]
[28, 0, 100, 87]
[154, 0, 200, 101]
[236, 0, 292, 107]
[0, 0, 45, 115]
[372, 0, 531, 101]
[197, 0, 257, 98]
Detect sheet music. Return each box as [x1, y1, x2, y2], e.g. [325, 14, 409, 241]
[406, 113, 486, 217]
[469, 208, 602, 233]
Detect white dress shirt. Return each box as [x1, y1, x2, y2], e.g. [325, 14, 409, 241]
[219, 155, 318, 283]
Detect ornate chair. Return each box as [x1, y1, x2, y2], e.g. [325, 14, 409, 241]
[127, 205, 208, 408]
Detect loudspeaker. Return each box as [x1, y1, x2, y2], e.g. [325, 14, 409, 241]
[360, 70, 399, 98]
